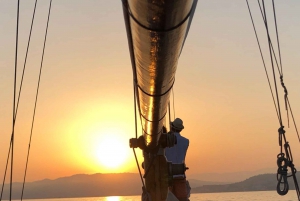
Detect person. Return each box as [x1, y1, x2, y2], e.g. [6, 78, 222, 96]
[165, 118, 190, 201]
[165, 118, 189, 164]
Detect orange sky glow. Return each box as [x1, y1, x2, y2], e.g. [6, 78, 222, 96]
[0, 1, 300, 183]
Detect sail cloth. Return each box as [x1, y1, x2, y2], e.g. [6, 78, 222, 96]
[122, 0, 198, 149]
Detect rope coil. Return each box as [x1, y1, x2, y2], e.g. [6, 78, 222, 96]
[276, 127, 300, 198]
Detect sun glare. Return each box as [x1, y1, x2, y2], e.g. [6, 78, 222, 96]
[105, 196, 120, 201]
[95, 130, 130, 170]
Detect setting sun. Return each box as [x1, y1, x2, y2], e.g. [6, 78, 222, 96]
[96, 135, 128, 168]
[105, 196, 120, 201]
[89, 126, 132, 172]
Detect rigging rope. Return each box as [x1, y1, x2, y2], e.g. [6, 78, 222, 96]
[132, 74, 147, 192]
[245, 0, 279, 120]
[257, 0, 299, 138]
[168, 102, 171, 130]
[261, 0, 283, 126]
[0, 1, 38, 200]
[271, 0, 283, 74]
[246, 0, 300, 199]
[172, 88, 175, 120]
[257, 0, 294, 129]
[20, 1, 52, 200]
[9, 0, 20, 200]
[261, 1, 299, 198]
[0, 0, 37, 201]
[0, 146, 11, 201]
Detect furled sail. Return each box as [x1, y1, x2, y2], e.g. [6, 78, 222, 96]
[122, 0, 197, 149]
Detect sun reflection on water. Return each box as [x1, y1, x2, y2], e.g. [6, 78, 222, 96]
[105, 196, 120, 201]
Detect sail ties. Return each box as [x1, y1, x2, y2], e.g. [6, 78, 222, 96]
[121, 0, 194, 33]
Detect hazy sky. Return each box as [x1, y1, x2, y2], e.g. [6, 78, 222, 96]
[0, 1, 300, 183]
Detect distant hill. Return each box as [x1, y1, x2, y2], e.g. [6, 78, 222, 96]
[2, 172, 297, 199]
[188, 179, 229, 188]
[193, 173, 300, 193]
[188, 168, 275, 183]
[1, 173, 141, 199]
[1, 173, 222, 199]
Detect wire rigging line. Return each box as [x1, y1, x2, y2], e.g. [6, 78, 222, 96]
[270, 0, 290, 127]
[168, 101, 171, 129]
[257, 1, 282, 76]
[271, 0, 283, 74]
[172, 88, 175, 120]
[249, 1, 300, 199]
[0, 145, 11, 201]
[258, 0, 292, 126]
[133, 148, 145, 187]
[133, 80, 138, 139]
[287, 98, 300, 142]
[258, 0, 299, 137]
[245, 0, 279, 121]
[261, 0, 283, 126]
[258, 0, 299, 140]
[0, 1, 39, 200]
[20, 1, 53, 200]
[132, 72, 146, 190]
[9, 0, 21, 200]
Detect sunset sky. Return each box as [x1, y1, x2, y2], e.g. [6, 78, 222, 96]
[0, 1, 300, 183]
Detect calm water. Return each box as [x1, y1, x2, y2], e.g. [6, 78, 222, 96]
[22, 191, 298, 201]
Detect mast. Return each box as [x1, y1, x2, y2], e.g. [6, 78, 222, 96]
[122, 0, 197, 200]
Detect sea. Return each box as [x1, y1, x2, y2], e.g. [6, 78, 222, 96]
[21, 191, 298, 201]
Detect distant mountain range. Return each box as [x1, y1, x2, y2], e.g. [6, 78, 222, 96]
[193, 173, 300, 193]
[188, 168, 275, 183]
[2, 173, 142, 200]
[1, 172, 298, 199]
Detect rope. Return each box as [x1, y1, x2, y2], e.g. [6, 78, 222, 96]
[0, 145, 11, 201]
[245, 0, 279, 120]
[172, 88, 175, 120]
[257, 1, 282, 76]
[168, 101, 171, 130]
[258, 0, 292, 128]
[247, 1, 300, 199]
[259, 0, 299, 143]
[136, 79, 175, 98]
[20, 1, 52, 200]
[131, 56, 147, 192]
[261, 1, 299, 199]
[276, 127, 300, 199]
[287, 98, 300, 142]
[271, 0, 283, 74]
[9, 0, 21, 200]
[133, 80, 138, 139]
[0, 0, 38, 199]
[261, 0, 283, 126]
[261, 1, 300, 198]
[133, 148, 145, 187]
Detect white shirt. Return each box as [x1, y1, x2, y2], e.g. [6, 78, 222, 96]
[165, 132, 189, 164]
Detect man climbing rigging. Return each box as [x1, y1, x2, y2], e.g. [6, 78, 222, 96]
[165, 118, 190, 201]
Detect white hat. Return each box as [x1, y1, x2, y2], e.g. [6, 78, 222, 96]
[171, 118, 184, 130]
